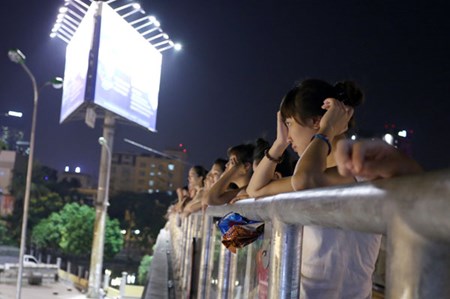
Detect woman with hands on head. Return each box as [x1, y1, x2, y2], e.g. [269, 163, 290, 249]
[184, 158, 227, 215]
[247, 79, 381, 299]
[205, 144, 254, 206]
[176, 165, 207, 214]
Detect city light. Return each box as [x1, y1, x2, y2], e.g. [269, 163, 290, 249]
[65, 166, 70, 172]
[383, 133, 394, 145]
[398, 130, 407, 138]
[351, 134, 357, 140]
[75, 166, 81, 173]
[7, 111, 23, 118]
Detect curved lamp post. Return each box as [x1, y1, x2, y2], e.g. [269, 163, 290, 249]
[8, 48, 63, 299]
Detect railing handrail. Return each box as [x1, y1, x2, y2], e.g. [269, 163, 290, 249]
[205, 169, 450, 241]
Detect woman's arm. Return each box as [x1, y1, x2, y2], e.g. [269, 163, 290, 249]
[335, 139, 423, 180]
[205, 159, 242, 205]
[247, 112, 293, 197]
[291, 98, 355, 190]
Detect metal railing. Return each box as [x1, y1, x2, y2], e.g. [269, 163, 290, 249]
[167, 169, 450, 299]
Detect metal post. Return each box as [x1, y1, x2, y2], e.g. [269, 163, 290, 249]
[15, 62, 38, 299]
[217, 244, 232, 299]
[184, 216, 194, 297]
[179, 217, 188, 283]
[268, 219, 302, 299]
[387, 215, 450, 299]
[243, 243, 255, 297]
[228, 250, 238, 298]
[103, 270, 111, 292]
[120, 271, 127, 299]
[205, 222, 218, 299]
[197, 215, 213, 299]
[87, 111, 115, 298]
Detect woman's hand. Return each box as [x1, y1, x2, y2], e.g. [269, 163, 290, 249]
[319, 98, 354, 139]
[274, 111, 289, 148]
[335, 139, 423, 180]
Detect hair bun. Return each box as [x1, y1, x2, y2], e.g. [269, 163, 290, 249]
[334, 81, 364, 107]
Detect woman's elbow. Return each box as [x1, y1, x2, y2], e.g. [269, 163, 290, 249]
[291, 175, 322, 191]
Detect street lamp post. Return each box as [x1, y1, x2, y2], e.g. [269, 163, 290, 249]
[8, 49, 63, 299]
[87, 112, 115, 298]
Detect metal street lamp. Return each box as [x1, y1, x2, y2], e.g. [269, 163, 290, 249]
[8, 48, 63, 299]
[87, 133, 113, 298]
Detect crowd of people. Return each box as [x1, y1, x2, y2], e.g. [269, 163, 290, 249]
[169, 78, 423, 298]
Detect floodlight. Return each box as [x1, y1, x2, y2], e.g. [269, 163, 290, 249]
[174, 43, 182, 51]
[147, 32, 168, 42]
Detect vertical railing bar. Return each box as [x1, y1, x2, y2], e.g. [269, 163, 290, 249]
[205, 222, 218, 299]
[268, 219, 302, 299]
[243, 242, 254, 297]
[228, 250, 238, 297]
[217, 244, 231, 299]
[197, 215, 213, 299]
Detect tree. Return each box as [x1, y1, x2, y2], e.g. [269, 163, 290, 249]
[108, 191, 174, 254]
[7, 162, 90, 243]
[138, 255, 153, 285]
[31, 212, 63, 251]
[0, 220, 14, 245]
[32, 203, 124, 258]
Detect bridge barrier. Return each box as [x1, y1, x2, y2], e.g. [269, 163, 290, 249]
[167, 169, 450, 299]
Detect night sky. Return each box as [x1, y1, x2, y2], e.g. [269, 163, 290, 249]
[1, 0, 449, 180]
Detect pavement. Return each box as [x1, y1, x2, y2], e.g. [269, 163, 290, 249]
[0, 281, 86, 299]
[143, 227, 172, 299]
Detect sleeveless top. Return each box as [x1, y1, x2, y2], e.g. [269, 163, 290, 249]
[300, 176, 382, 299]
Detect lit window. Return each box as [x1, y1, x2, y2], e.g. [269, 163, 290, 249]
[149, 180, 154, 186]
[148, 189, 154, 194]
[157, 172, 162, 176]
[150, 172, 155, 176]
[168, 164, 175, 171]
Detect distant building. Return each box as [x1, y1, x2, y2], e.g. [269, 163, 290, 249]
[58, 170, 93, 189]
[0, 150, 17, 216]
[0, 126, 26, 153]
[110, 150, 186, 194]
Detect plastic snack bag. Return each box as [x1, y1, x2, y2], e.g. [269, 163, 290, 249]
[217, 212, 264, 253]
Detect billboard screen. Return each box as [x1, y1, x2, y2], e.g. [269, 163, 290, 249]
[60, 2, 163, 132]
[59, 3, 97, 123]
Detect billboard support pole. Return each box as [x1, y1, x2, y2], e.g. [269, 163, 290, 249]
[87, 111, 115, 298]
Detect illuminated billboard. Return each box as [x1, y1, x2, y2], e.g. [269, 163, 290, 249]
[60, 2, 163, 132]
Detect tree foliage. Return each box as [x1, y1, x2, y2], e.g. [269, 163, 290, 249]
[0, 220, 14, 245]
[31, 203, 123, 258]
[7, 162, 91, 243]
[108, 191, 173, 254]
[31, 212, 63, 250]
[137, 254, 153, 285]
